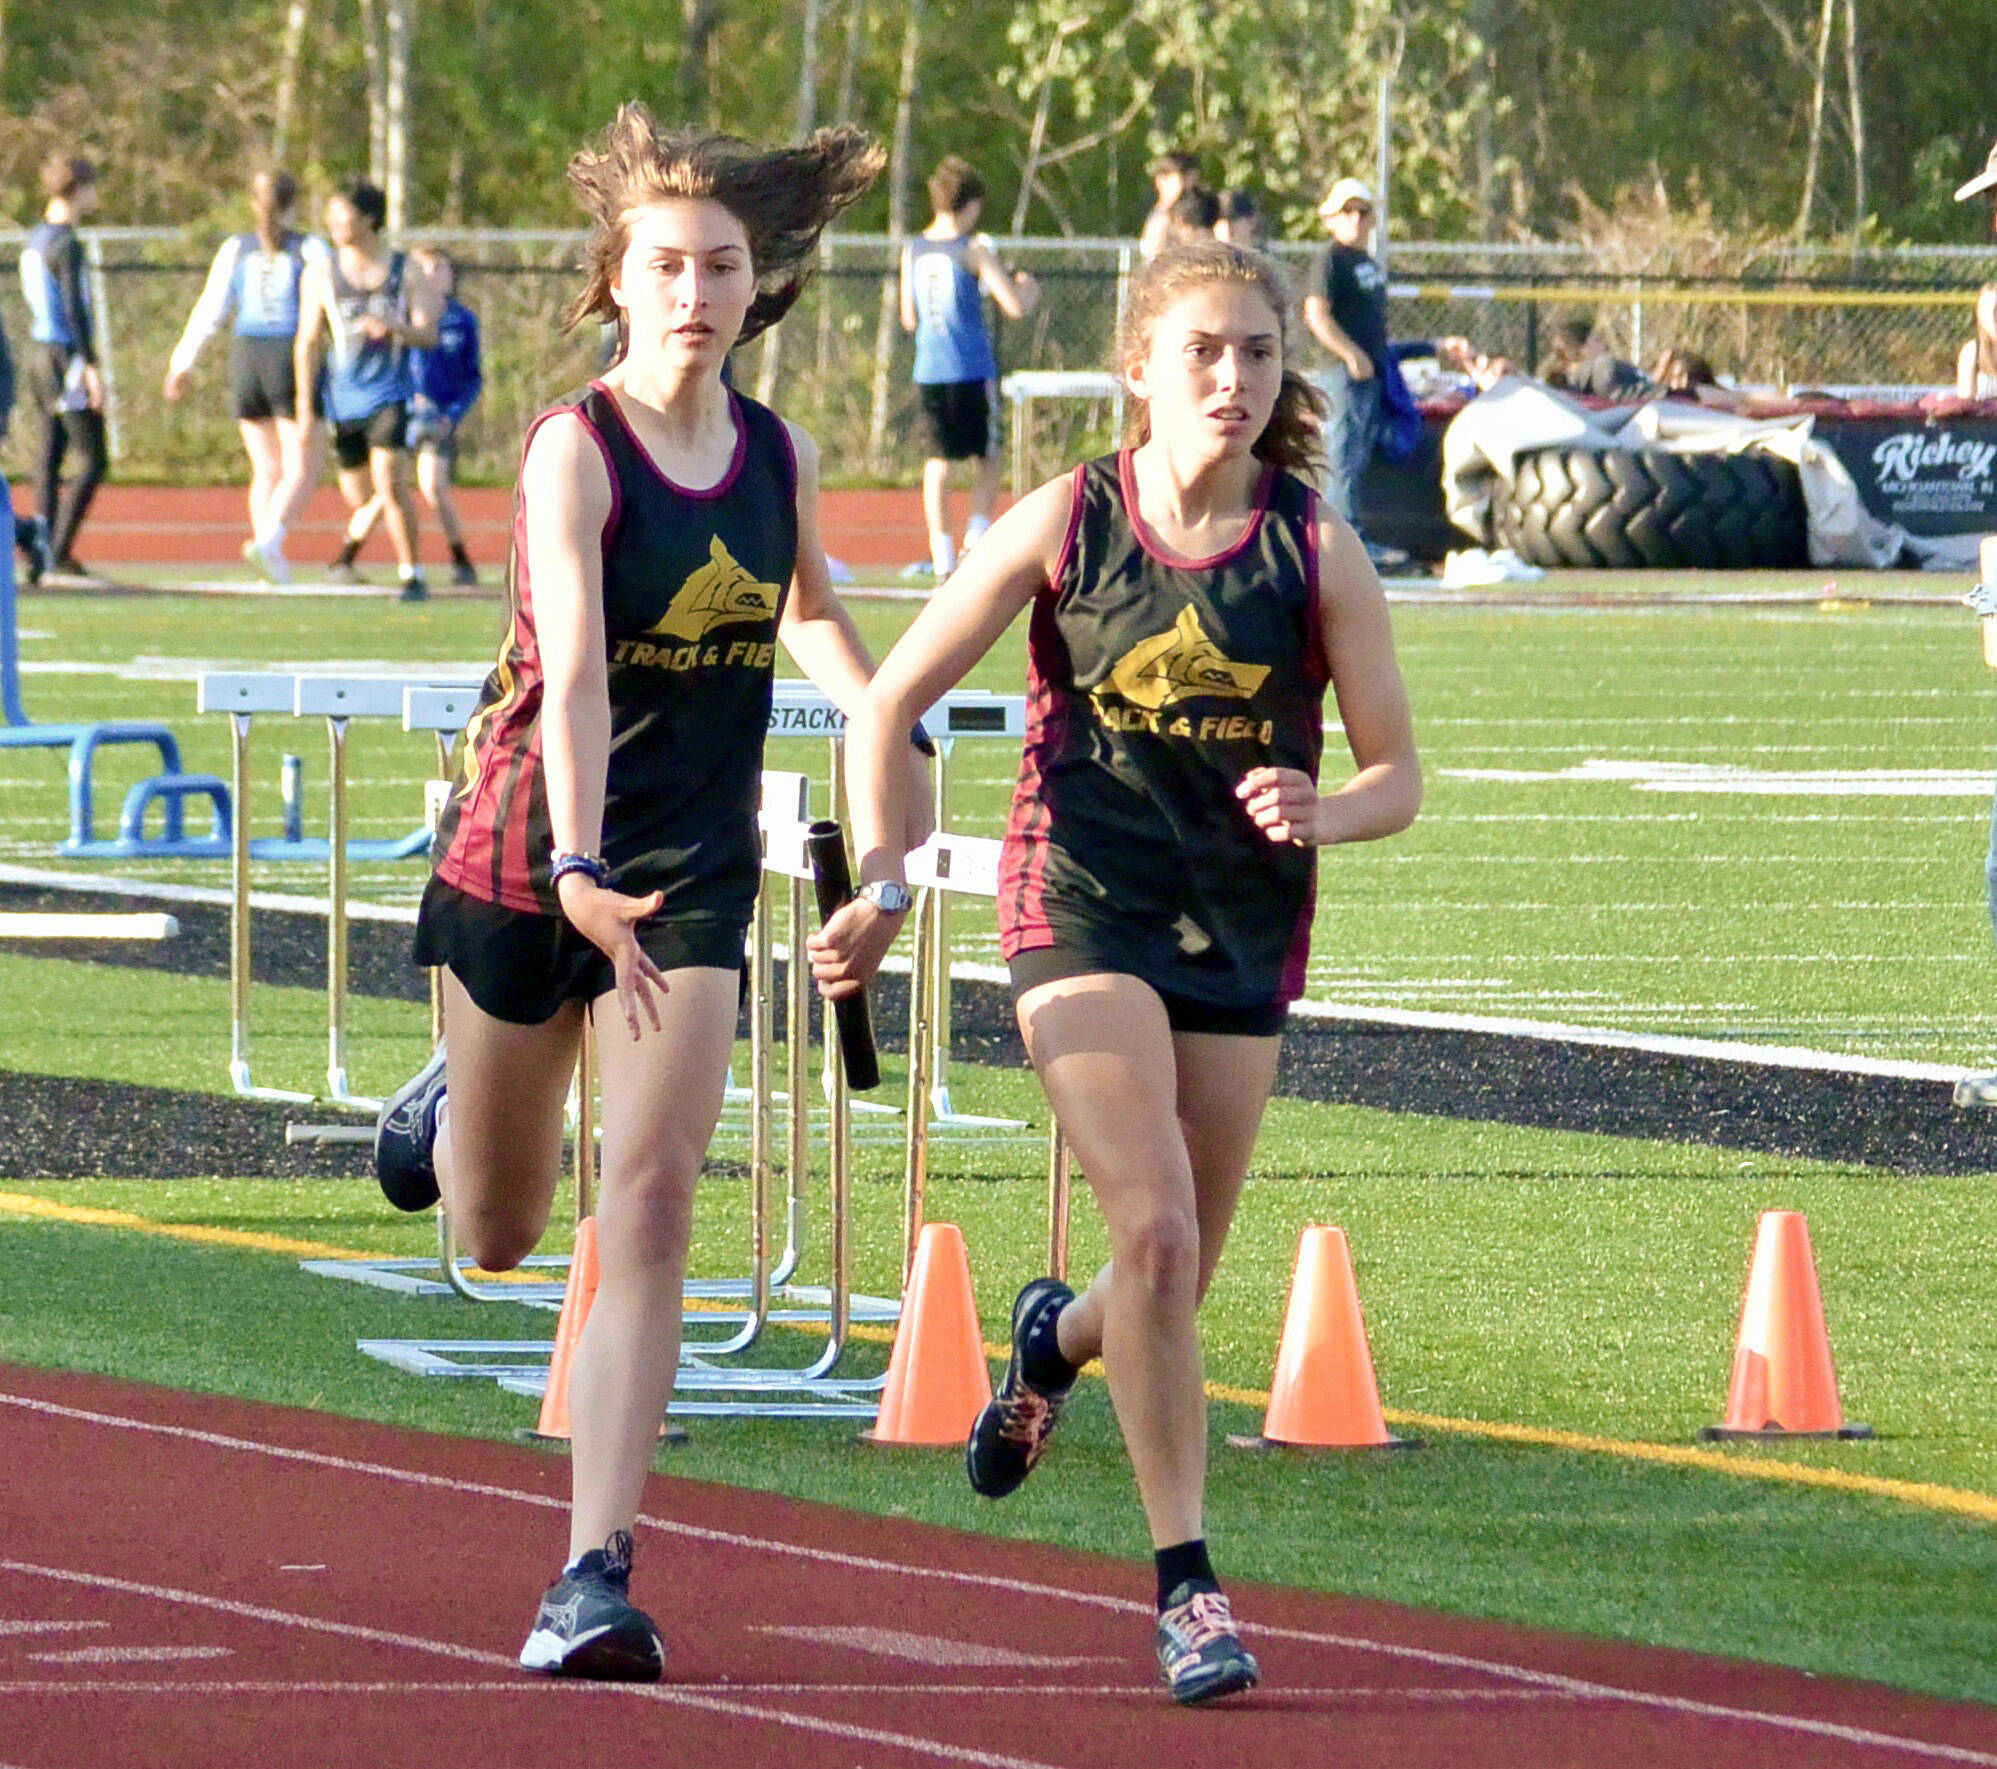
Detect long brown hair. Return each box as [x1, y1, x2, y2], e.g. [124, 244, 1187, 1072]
[1117, 239, 1328, 477]
[250, 170, 298, 254]
[564, 102, 883, 346]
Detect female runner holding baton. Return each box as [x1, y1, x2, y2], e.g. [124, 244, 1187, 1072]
[370, 103, 932, 1681]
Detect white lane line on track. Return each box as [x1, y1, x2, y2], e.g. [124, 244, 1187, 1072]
[29, 1645, 231, 1664]
[751, 1625, 1112, 1668]
[1, 1394, 1992, 1766]
[0, 1620, 107, 1638]
[0, 1560, 1065, 1769]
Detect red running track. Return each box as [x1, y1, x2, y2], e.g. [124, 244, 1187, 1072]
[13, 485, 954, 572]
[1, 1364, 1993, 1769]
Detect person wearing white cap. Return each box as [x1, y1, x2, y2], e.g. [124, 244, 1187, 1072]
[1954, 140, 1997, 207]
[1302, 177, 1390, 552]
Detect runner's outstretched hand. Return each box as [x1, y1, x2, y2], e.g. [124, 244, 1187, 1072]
[555, 877, 670, 1039]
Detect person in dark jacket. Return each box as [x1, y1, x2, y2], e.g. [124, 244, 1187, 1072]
[20, 152, 107, 580]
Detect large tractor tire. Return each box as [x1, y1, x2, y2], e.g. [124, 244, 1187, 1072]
[1494, 446, 1808, 569]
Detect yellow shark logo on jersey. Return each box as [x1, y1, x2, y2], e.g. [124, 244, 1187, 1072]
[1098, 604, 1270, 712]
[645, 536, 782, 644]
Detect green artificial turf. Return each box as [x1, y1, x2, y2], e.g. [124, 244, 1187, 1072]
[8, 585, 1997, 1062]
[7, 581, 1997, 1705]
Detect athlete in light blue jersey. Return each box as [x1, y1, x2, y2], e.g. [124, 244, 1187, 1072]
[345, 248, 484, 584]
[899, 156, 1038, 580]
[165, 171, 330, 583]
[295, 178, 443, 599]
[19, 152, 106, 579]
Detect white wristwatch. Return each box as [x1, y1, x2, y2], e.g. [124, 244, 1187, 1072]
[857, 879, 913, 915]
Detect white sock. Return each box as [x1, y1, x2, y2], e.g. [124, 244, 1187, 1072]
[929, 533, 956, 576]
[963, 513, 991, 549]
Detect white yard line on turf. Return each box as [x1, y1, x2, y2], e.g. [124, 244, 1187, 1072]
[0, 1559, 1066, 1769]
[0, 1394, 1991, 1766]
[0, 863, 417, 924]
[0, 861, 1974, 1080]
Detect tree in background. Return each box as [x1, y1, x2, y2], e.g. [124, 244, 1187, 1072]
[0, 0, 1989, 244]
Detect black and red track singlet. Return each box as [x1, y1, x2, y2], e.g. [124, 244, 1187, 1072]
[432, 383, 797, 924]
[998, 451, 1330, 1006]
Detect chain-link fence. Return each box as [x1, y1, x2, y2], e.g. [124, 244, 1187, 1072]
[8, 230, 1996, 491]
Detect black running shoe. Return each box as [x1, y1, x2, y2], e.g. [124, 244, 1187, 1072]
[1155, 1583, 1260, 1705]
[518, 1530, 664, 1681]
[17, 515, 52, 587]
[451, 559, 480, 587]
[399, 572, 429, 603]
[373, 1042, 447, 1212]
[965, 1277, 1075, 1498]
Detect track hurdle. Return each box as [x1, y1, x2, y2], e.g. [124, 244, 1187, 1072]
[766, 682, 1028, 1130]
[197, 669, 480, 1110]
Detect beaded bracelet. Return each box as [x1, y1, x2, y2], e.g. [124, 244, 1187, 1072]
[549, 850, 610, 889]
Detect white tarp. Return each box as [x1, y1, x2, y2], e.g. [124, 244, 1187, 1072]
[1440, 378, 1979, 571]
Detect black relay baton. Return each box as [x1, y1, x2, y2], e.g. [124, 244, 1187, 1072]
[803, 818, 882, 1092]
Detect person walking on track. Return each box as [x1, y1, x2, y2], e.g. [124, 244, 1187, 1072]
[20, 152, 108, 582]
[369, 102, 932, 1682]
[900, 154, 1039, 582]
[811, 237, 1422, 1706]
[164, 170, 329, 584]
[295, 177, 444, 599]
[342, 247, 487, 585]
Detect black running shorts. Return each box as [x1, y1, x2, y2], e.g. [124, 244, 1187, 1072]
[1007, 944, 1289, 1038]
[229, 335, 321, 422]
[332, 401, 410, 471]
[917, 378, 999, 462]
[413, 875, 747, 1026]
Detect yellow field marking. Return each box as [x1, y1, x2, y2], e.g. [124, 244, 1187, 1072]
[0, 1191, 364, 1262]
[6, 1188, 1994, 1525]
[1204, 1381, 1997, 1525]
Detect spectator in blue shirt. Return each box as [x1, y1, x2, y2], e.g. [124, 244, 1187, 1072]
[346, 248, 483, 584]
[899, 156, 1038, 580]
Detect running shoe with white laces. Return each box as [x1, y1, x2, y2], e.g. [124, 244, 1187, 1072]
[965, 1277, 1075, 1498]
[519, 1530, 665, 1681]
[1155, 1582, 1260, 1705]
[373, 1042, 447, 1212]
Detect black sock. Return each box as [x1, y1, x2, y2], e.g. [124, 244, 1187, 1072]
[449, 541, 473, 568]
[336, 536, 361, 566]
[1019, 1298, 1078, 1392]
[1155, 1538, 1218, 1611]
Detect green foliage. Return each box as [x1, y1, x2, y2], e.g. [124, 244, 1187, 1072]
[1, 0, 1989, 244]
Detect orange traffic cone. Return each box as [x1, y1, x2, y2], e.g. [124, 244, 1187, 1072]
[1701, 1210, 1870, 1441]
[860, 1222, 994, 1446]
[520, 1216, 601, 1443]
[1229, 1225, 1416, 1451]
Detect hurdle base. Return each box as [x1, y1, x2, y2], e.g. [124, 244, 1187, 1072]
[1224, 1432, 1423, 1453]
[1698, 1422, 1873, 1442]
